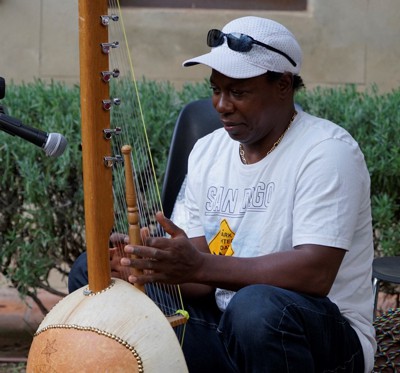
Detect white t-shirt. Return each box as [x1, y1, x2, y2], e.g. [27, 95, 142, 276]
[184, 110, 376, 373]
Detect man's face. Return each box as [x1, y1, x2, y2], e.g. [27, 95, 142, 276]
[210, 69, 282, 146]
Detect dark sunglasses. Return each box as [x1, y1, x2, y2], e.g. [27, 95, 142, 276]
[207, 29, 296, 67]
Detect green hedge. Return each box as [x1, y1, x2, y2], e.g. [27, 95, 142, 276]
[295, 85, 400, 258]
[0, 80, 399, 305]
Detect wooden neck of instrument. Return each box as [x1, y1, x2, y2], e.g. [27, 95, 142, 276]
[79, 0, 113, 293]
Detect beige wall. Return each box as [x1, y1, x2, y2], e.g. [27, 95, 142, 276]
[0, 0, 399, 92]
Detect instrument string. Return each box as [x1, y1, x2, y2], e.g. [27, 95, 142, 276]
[106, 0, 187, 341]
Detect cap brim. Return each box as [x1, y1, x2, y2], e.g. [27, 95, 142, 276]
[183, 46, 268, 79]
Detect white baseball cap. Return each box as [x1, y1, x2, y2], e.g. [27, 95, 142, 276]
[183, 16, 302, 79]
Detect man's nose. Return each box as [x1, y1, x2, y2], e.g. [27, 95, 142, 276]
[214, 93, 234, 114]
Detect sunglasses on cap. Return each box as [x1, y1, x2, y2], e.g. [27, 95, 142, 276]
[207, 29, 297, 67]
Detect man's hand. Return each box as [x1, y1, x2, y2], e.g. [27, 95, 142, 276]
[121, 212, 205, 285]
[109, 233, 130, 280]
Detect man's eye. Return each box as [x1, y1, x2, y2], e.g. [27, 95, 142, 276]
[210, 86, 220, 94]
[231, 90, 244, 97]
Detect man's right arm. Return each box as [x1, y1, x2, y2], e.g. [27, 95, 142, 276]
[178, 236, 215, 298]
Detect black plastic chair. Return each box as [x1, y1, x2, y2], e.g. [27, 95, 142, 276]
[161, 98, 222, 219]
[372, 256, 400, 318]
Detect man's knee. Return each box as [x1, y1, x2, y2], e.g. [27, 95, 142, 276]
[221, 285, 314, 335]
[228, 284, 296, 312]
[68, 252, 88, 293]
[221, 285, 282, 334]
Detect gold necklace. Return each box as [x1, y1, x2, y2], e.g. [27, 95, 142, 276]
[239, 110, 297, 165]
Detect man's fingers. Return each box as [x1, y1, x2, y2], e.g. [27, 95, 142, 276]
[110, 232, 129, 247]
[155, 211, 187, 239]
[127, 272, 169, 285]
[140, 227, 150, 242]
[124, 245, 166, 261]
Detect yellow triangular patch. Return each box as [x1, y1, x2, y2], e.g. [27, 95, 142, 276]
[209, 219, 235, 256]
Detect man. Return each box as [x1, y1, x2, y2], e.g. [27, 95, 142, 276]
[70, 16, 375, 372]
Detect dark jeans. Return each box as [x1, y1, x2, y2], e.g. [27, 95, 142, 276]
[69, 253, 364, 373]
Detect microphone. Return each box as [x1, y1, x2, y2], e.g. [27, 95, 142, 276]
[0, 112, 67, 157]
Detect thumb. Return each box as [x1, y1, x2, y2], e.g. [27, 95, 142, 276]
[155, 211, 187, 239]
[109, 247, 117, 259]
[140, 226, 150, 242]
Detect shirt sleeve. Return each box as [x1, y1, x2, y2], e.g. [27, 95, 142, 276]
[292, 137, 370, 250]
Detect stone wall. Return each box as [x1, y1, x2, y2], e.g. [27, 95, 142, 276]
[0, 0, 399, 91]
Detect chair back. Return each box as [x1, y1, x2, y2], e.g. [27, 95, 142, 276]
[161, 98, 221, 218]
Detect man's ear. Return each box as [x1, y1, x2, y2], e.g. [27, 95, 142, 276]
[277, 73, 294, 98]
